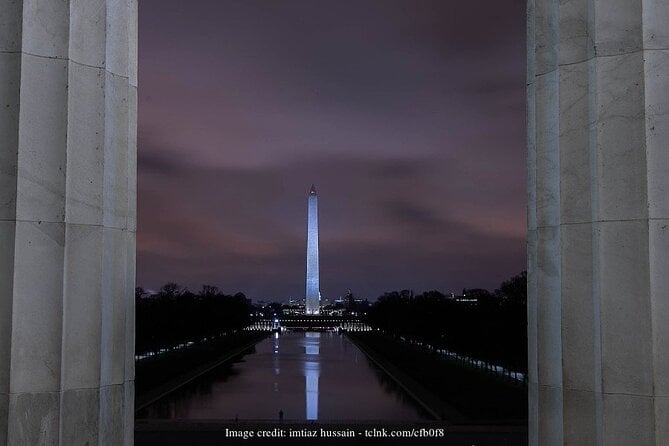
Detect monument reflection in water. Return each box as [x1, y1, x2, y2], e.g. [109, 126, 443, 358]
[137, 331, 431, 421]
[304, 332, 320, 420]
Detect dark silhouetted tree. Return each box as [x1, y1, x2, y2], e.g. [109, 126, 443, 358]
[135, 283, 252, 355]
[367, 272, 527, 372]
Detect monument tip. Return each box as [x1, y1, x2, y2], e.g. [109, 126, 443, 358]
[310, 184, 317, 195]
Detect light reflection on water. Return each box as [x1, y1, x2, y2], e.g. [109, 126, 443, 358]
[304, 332, 320, 420]
[137, 331, 432, 421]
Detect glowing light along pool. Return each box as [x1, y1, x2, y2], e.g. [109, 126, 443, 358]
[137, 331, 433, 421]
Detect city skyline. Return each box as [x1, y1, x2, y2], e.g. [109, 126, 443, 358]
[137, 0, 526, 300]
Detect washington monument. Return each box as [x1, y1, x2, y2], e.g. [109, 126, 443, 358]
[305, 185, 320, 314]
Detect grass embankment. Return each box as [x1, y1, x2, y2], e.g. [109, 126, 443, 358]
[135, 331, 269, 411]
[347, 331, 527, 424]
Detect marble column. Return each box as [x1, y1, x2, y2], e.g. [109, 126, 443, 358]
[0, 0, 137, 444]
[527, 0, 669, 444]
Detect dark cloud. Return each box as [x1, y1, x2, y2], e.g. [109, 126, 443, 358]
[137, 0, 526, 300]
[137, 149, 184, 175]
[381, 200, 446, 229]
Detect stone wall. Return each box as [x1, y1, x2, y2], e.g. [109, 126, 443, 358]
[0, 1, 137, 444]
[527, 0, 669, 444]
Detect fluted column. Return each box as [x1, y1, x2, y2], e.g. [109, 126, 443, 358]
[528, 0, 669, 444]
[0, 0, 137, 444]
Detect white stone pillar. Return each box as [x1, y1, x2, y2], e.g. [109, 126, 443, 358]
[0, 0, 137, 444]
[528, 0, 669, 444]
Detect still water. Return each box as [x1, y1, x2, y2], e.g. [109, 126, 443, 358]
[138, 331, 433, 421]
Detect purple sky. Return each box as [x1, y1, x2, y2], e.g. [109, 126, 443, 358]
[137, 0, 527, 301]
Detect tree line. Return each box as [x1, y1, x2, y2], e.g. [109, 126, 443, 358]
[135, 283, 252, 355]
[365, 271, 527, 372]
[136, 272, 528, 371]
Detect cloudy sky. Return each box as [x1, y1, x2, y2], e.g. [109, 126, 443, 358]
[137, 0, 527, 301]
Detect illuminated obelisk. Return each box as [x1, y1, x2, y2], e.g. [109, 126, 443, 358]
[305, 185, 320, 315]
